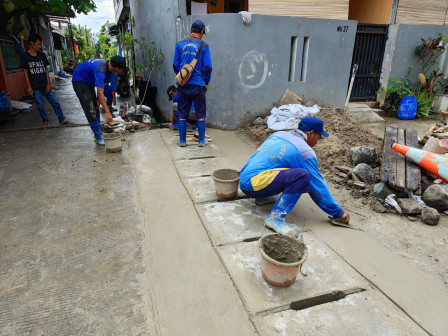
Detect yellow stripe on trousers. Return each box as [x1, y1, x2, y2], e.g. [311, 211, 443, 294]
[250, 168, 289, 191]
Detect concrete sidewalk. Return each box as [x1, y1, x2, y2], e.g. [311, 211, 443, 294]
[130, 128, 448, 335]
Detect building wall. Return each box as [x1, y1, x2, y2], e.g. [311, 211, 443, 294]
[130, 1, 356, 129]
[249, 0, 350, 20]
[379, 24, 448, 104]
[348, 0, 393, 24]
[0, 45, 27, 100]
[395, 0, 448, 25]
[130, 0, 181, 119]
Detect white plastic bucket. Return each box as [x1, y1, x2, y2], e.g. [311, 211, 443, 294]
[103, 133, 122, 153]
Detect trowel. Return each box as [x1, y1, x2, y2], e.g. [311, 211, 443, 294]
[328, 216, 362, 231]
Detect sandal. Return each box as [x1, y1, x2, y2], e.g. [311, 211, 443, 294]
[59, 120, 73, 125]
[42, 121, 49, 128]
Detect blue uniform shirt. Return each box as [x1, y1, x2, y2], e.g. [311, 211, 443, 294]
[72, 59, 110, 89]
[173, 37, 212, 86]
[104, 72, 118, 94]
[240, 131, 344, 217]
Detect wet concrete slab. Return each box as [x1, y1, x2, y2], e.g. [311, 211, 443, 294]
[254, 290, 428, 336]
[217, 232, 369, 314]
[159, 128, 221, 160]
[197, 198, 304, 245]
[174, 156, 240, 179]
[182, 175, 245, 203]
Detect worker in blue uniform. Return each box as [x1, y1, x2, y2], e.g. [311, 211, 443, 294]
[173, 20, 212, 147]
[239, 117, 350, 237]
[72, 56, 127, 145]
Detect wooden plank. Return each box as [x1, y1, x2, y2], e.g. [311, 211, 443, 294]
[405, 128, 421, 193]
[382, 125, 398, 184]
[395, 0, 448, 25]
[395, 128, 406, 190]
[249, 0, 349, 20]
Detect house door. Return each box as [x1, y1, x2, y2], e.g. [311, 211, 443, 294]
[349, 24, 388, 101]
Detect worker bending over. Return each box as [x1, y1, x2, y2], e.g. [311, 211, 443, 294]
[239, 116, 350, 237]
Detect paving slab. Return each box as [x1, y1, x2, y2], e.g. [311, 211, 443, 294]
[346, 105, 385, 124]
[159, 128, 221, 160]
[254, 290, 427, 336]
[217, 232, 369, 314]
[197, 198, 304, 245]
[173, 155, 240, 179]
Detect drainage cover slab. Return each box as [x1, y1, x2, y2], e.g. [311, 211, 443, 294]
[217, 232, 369, 314]
[253, 290, 427, 335]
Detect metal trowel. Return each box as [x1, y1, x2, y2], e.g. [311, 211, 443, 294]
[328, 216, 362, 231]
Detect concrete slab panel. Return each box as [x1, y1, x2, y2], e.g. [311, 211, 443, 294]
[159, 129, 221, 161]
[182, 175, 245, 203]
[197, 199, 304, 245]
[254, 290, 427, 336]
[218, 232, 369, 314]
[174, 156, 240, 179]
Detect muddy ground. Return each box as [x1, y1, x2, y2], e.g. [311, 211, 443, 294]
[237, 107, 448, 289]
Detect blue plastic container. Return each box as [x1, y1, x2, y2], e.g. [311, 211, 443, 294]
[398, 96, 417, 120]
[0, 90, 9, 114]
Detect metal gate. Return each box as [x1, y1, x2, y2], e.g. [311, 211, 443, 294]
[350, 24, 388, 101]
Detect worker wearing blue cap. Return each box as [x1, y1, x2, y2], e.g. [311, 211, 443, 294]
[239, 116, 350, 237]
[173, 19, 212, 147]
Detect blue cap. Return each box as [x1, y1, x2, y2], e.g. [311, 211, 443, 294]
[192, 20, 206, 34]
[298, 117, 329, 137]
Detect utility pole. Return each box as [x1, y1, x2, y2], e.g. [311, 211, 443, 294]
[68, 18, 75, 59]
[85, 25, 89, 46]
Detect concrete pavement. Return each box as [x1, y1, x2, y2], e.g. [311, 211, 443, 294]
[1, 80, 447, 335]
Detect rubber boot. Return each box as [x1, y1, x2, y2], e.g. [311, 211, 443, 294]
[197, 119, 208, 147]
[264, 193, 301, 237]
[178, 119, 187, 147]
[255, 194, 280, 206]
[89, 120, 104, 145]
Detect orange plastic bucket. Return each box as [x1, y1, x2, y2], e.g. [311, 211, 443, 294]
[258, 233, 308, 287]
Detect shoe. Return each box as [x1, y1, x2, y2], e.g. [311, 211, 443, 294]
[197, 120, 208, 147]
[59, 120, 73, 125]
[95, 137, 105, 145]
[264, 193, 301, 238]
[42, 121, 49, 128]
[264, 214, 299, 238]
[169, 123, 178, 130]
[178, 119, 187, 147]
[255, 195, 280, 206]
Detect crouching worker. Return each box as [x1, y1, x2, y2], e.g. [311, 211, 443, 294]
[167, 85, 196, 130]
[239, 116, 350, 237]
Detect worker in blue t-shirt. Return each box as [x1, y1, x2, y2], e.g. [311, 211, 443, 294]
[167, 85, 196, 130]
[72, 56, 127, 145]
[103, 72, 118, 111]
[239, 117, 350, 237]
[173, 20, 212, 147]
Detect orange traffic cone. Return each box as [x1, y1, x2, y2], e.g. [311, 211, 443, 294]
[392, 143, 448, 183]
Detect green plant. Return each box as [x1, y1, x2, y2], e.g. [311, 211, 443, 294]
[415, 86, 435, 117]
[380, 67, 415, 112]
[414, 34, 448, 76]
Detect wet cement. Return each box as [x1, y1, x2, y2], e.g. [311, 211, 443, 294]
[261, 234, 306, 263]
[212, 168, 239, 181]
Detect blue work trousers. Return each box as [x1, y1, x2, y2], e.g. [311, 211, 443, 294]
[178, 84, 206, 120]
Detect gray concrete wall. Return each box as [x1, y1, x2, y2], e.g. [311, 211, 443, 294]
[129, 0, 181, 118]
[380, 24, 448, 98]
[130, 4, 357, 129]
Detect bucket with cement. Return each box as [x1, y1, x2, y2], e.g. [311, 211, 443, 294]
[258, 233, 307, 287]
[103, 133, 122, 153]
[212, 169, 239, 199]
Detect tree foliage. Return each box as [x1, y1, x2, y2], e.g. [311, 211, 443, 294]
[4, 0, 96, 15]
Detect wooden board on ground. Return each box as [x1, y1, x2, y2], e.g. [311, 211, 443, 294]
[381, 126, 421, 194]
[405, 128, 421, 194]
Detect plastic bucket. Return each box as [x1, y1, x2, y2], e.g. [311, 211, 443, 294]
[212, 169, 239, 199]
[398, 96, 417, 120]
[258, 233, 308, 287]
[103, 133, 122, 153]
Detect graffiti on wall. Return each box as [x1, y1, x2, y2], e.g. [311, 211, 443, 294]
[238, 51, 268, 89]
